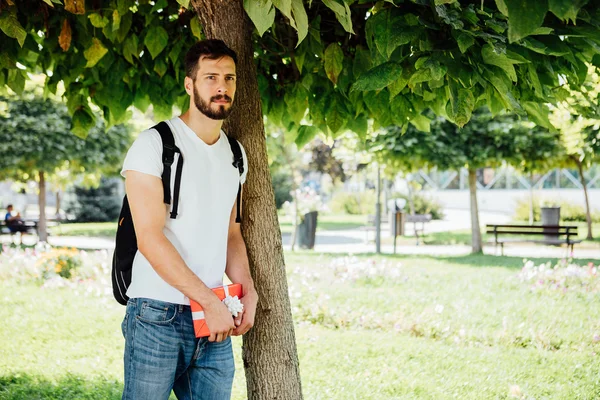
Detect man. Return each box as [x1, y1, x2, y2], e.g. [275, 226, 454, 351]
[120, 39, 258, 400]
[4, 204, 29, 244]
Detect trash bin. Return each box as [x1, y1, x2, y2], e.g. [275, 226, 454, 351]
[389, 211, 405, 237]
[296, 211, 318, 249]
[541, 206, 560, 241]
[387, 198, 407, 237]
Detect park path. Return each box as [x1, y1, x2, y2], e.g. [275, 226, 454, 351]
[41, 208, 600, 259]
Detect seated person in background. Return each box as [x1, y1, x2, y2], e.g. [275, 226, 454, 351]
[5, 204, 29, 244]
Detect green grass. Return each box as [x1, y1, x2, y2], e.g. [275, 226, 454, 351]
[278, 213, 368, 234]
[47, 215, 370, 238]
[49, 222, 117, 238]
[1, 252, 600, 399]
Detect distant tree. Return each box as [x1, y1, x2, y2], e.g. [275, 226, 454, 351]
[370, 109, 562, 253]
[551, 68, 600, 239]
[66, 178, 122, 222]
[308, 139, 346, 184]
[0, 94, 130, 241]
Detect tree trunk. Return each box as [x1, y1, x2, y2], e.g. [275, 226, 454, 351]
[278, 136, 300, 252]
[290, 188, 299, 252]
[192, 2, 302, 399]
[576, 159, 594, 240]
[55, 190, 61, 220]
[529, 172, 534, 225]
[375, 163, 381, 254]
[38, 170, 48, 242]
[468, 168, 482, 253]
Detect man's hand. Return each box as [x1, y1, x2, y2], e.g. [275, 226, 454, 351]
[232, 289, 258, 336]
[203, 298, 236, 342]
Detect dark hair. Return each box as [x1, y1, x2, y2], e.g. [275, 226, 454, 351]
[184, 39, 238, 80]
[6, 204, 13, 209]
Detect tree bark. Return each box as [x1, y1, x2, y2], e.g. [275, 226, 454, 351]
[55, 190, 61, 220]
[529, 172, 534, 225]
[38, 170, 48, 242]
[191, 1, 303, 399]
[575, 159, 594, 240]
[468, 168, 482, 253]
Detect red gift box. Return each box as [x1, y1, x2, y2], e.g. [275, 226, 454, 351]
[189, 283, 243, 338]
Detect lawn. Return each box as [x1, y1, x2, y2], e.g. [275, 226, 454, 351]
[49, 213, 369, 238]
[1, 250, 599, 399]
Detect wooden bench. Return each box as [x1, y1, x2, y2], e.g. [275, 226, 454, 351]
[486, 224, 582, 256]
[405, 213, 432, 243]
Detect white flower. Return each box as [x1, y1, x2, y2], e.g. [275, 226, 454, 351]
[223, 295, 244, 317]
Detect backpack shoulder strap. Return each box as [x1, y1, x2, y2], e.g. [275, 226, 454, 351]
[226, 135, 244, 223]
[152, 121, 183, 219]
[226, 135, 244, 175]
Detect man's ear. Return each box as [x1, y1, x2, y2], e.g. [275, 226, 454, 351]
[184, 76, 193, 96]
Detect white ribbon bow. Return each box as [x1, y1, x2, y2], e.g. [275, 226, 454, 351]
[223, 295, 244, 317]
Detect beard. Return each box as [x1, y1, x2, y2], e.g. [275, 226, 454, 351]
[193, 85, 233, 120]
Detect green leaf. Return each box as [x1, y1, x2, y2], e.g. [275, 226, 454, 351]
[409, 60, 447, 86]
[446, 86, 475, 127]
[190, 17, 202, 40]
[116, 10, 132, 43]
[390, 95, 413, 125]
[326, 101, 346, 135]
[0, 12, 27, 47]
[133, 91, 151, 113]
[154, 59, 168, 77]
[290, 0, 308, 46]
[351, 62, 403, 92]
[295, 125, 319, 148]
[243, 0, 275, 37]
[272, 0, 292, 21]
[527, 64, 543, 97]
[322, 0, 354, 34]
[548, 0, 588, 23]
[84, 38, 108, 68]
[324, 43, 344, 85]
[388, 72, 409, 100]
[347, 114, 368, 140]
[113, 10, 121, 32]
[71, 107, 95, 139]
[7, 69, 25, 95]
[495, 0, 508, 16]
[352, 46, 372, 78]
[123, 34, 139, 64]
[503, 0, 548, 43]
[456, 33, 475, 53]
[176, 0, 190, 8]
[484, 67, 523, 113]
[523, 101, 555, 130]
[368, 10, 418, 58]
[481, 44, 517, 82]
[118, 0, 134, 14]
[88, 13, 109, 28]
[144, 26, 168, 59]
[409, 114, 431, 133]
[435, 0, 456, 4]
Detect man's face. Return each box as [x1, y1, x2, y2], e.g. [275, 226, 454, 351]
[190, 56, 236, 120]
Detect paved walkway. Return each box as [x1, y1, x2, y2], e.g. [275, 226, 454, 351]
[27, 208, 599, 259]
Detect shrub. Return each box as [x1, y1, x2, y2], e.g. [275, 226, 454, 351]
[271, 170, 293, 209]
[513, 197, 600, 223]
[329, 191, 376, 215]
[37, 248, 82, 279]
[65, 178, 122, 222]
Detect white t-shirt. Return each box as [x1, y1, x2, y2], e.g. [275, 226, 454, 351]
[120, 117, 248, 305]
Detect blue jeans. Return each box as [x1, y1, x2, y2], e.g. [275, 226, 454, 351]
[121, 298, 235, 400]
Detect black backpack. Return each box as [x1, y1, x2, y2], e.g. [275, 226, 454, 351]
[111, 121, 244, 305]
